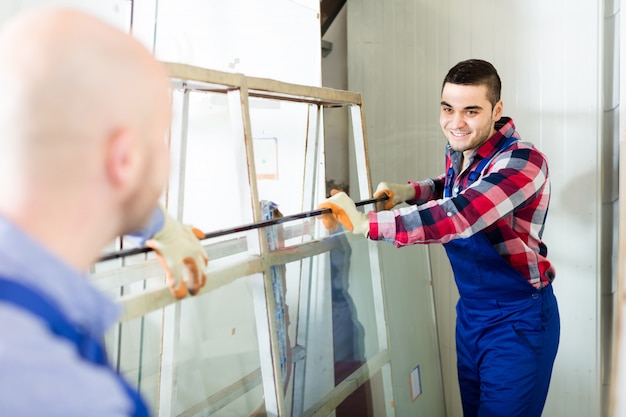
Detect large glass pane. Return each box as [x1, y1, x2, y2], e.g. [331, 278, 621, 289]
[176, 88, 254, 234]
[249, 97, 311, 215]
[92, 69, 394, 417]
[171, 274, 264, 415]
[97, 242, 267, 416]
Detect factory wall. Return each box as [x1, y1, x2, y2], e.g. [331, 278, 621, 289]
[346, 0, 615, 416]
[2, 0, 620, 416]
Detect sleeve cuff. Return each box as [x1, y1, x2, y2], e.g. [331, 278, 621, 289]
[369, 209, 399, 242]
[125, 205, 165, 246]
[406, 180, 421, 205]
[368, 211, 379, 240]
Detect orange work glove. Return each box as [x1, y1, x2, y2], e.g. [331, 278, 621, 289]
[373, 182, 416, 210]
[146, 205, 208, 299]
[317, 190, 369, 236]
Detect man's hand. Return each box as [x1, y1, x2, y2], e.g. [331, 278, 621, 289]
[373, 182, 415, 210]
[317, 191, 369, 236]
[146, 206, 208, 299]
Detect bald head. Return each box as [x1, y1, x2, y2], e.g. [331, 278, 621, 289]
[0, 9, 172, 268]
[0, 8, 170, 174]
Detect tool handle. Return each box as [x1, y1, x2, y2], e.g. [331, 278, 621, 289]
[98, 194, 388, 262]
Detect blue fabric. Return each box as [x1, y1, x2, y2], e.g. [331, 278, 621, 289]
[125, 205, 165, 246]
[0, 279, 149, 417]
[444, 135, 519, 198]
[443, 137, 560, 417]
[0, 215, 134, 416]
[445, 233, 560, 417]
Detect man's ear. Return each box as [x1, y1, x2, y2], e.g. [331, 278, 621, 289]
[105, 128, 139, 191]
[493, 99, 503, 120]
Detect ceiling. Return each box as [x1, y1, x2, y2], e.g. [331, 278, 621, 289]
[320, 0, 346, 35]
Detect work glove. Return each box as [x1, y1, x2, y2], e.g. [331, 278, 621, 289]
[317, 190, 369, 236]
[373, 182, 416, 210]
[146, 206, 208, 299]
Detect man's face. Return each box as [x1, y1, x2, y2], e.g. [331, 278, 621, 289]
[439, 83, 502, 157]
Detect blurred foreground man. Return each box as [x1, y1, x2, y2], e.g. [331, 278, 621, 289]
[319, 59, 560, 417]
[0, 8, 206, 416]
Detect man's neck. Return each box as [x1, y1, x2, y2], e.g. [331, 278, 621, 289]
[0, 193, 115, 272]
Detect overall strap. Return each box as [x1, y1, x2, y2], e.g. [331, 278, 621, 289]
[444, 166, 455, 198]
[445, 135, 519, 197]
[468, 135, 519, 182]
[0, 278, 150, 417]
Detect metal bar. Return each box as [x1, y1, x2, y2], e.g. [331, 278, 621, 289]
[176, 368, 263, 417]
[301, 349, 391, 417]
[117, 237, 341, 323]
[162, 62, 363, 106]
[98, 195, 388, 262]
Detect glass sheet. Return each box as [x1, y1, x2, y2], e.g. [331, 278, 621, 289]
[258, 220, 384, 415]
[335, 369, 386, 417]
[96, 80, 390, 416]
[102, 248, 266, 416]
[248, 97, 310, 216]
[170, 275, 264, 415]
[177, 89, 255, 237]
[101, 83, 268, 415]
[99, 187, 386, 416]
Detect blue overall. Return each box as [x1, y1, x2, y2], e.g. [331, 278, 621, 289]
[0, 278, 150, 417]
[443, 137, 560, 417]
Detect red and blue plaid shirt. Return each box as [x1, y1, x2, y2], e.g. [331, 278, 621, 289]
[369, 117, 554, 288]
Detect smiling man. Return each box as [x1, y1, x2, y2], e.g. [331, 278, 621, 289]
[318, 59, 560, 417]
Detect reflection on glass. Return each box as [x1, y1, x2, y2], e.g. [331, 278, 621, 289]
[331, 228, 374, 417]
[97, 71, 393, 416]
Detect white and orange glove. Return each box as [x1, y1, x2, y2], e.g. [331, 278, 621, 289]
[317, 190, 369, 236]
[373, 182, 416, 210]
[146, 206, 208, 299]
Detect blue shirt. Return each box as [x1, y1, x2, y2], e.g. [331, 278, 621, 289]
[0, 215, 135, 416]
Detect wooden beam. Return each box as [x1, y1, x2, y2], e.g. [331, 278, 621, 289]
[162, 62, 362, 106]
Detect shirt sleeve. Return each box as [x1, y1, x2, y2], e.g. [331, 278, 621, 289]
[124, 205, 164, 246]
[369, 145, 548, 247]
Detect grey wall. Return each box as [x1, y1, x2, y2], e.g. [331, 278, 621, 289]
[347, 0, 611, 416]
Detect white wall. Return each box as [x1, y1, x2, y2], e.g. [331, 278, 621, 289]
[322, 6, 350, 191]
[347, 1, 609, 416]
[150, 0, 321, 85]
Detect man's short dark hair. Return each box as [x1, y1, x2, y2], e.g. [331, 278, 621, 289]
[442, 59, 501, 108]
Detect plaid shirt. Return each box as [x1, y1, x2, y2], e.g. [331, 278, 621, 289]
[369, 117, 554, 288]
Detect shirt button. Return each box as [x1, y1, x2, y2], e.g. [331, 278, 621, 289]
[454, 187, 459, 193]
[532, 293, 539, 300]
[447, 212, 453, 217]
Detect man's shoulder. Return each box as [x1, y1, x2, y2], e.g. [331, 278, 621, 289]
[511, 140, 550, 164]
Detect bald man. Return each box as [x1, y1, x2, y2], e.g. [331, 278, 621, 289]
[0, 8, 206, 417]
